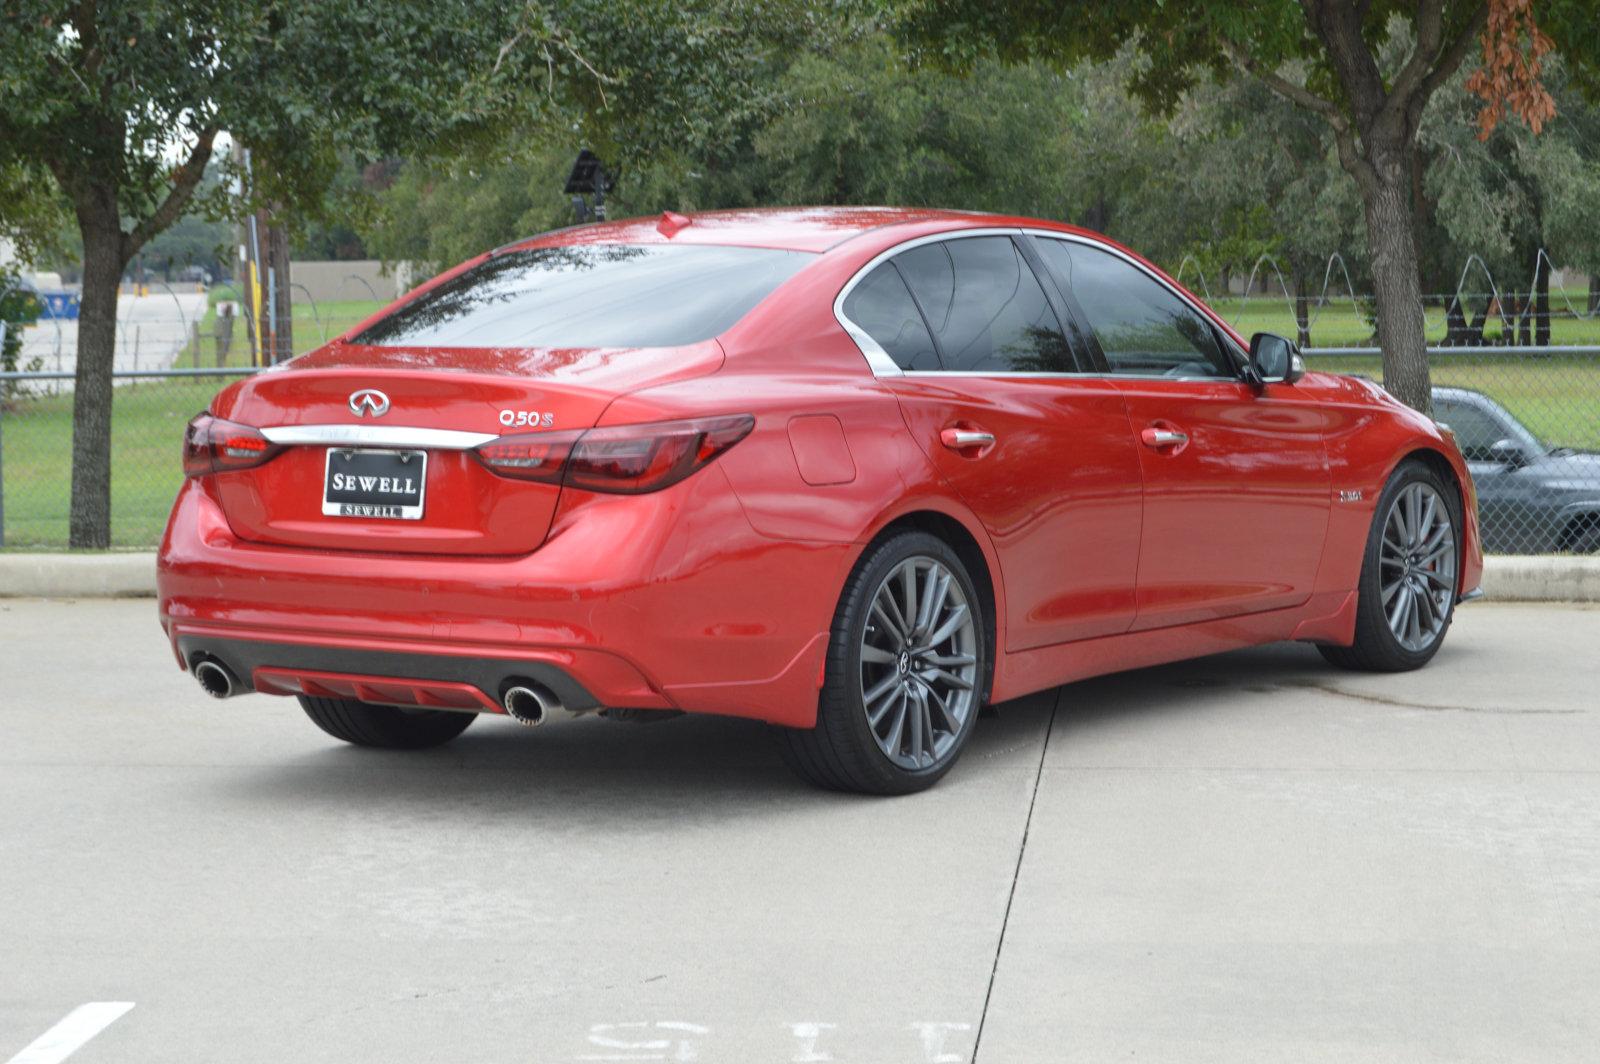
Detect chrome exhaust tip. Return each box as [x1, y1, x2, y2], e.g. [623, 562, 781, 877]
[503, 683, 561, 726]
[194, 659, 237, 699]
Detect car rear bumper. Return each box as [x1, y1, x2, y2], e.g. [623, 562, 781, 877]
[157, 474, 847, 727]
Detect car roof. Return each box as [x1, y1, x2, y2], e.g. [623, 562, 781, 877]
[499, 205, 1095, 255]
[1432, 386, 1491, 403]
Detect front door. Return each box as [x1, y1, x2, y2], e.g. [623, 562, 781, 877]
[1031, 235, 1330, 630]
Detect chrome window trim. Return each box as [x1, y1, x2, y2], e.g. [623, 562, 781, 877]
[831, 225, 1245, 380]
[260, 424, 498, 450]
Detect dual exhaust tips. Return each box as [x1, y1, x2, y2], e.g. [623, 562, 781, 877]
[192, 655, 566, 724]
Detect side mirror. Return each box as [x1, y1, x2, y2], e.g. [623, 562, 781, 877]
[1249, 332, 1305, 385]
[1489, 438, 1528, 469]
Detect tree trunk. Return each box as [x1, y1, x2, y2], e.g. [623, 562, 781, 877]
[69, 206, 129, 549]
[1357, 164, 1432, 413]
[266, 215, 293, 362]
[1467, 299, 1489, 346]
[1444, 295, 1467, 347]
[1293, 272, 1311, 347]
[1534, 255, 1550, 348]
[1588, 275, 1599, 316]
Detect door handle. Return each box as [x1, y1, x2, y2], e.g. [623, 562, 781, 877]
[940, 427, 996, 450]
[1140, 427, 1189, 449]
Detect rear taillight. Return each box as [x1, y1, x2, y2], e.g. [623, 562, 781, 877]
[474, 414, 755, 494]
[182, 413, 284, 477]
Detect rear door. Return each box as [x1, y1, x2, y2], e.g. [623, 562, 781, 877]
[842, 232, 1145, 649]
[1030, 235, 1330, 630]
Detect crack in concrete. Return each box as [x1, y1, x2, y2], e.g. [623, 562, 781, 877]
[1260, 680, 1580, 715]
[971, 689, 1057, 1064]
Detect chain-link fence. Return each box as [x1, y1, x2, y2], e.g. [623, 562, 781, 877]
[1, 342, 1597, 553]
[0, 368, 261, 548]
[5, 291, 385, 376]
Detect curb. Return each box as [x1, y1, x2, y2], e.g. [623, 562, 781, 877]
[1476, 555, 1600, 603]
[0, 552, 158, 598]
[2, 552, 1599, 603]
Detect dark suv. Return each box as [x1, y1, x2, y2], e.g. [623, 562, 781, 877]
[1433, 386, 1600, 554]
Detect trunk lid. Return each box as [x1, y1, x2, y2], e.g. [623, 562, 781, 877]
[209, 341, 722, 555]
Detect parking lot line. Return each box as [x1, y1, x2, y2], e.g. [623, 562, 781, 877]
[5, 1003, 134, 1064]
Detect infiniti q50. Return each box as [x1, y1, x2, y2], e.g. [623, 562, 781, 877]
[158, 207, 1482, 794]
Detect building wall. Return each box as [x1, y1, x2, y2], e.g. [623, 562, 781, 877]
[287, 260, 414, 306]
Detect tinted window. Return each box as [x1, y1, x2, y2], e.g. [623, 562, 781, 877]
[894, 237, 1077, 373]
[1434, 397, 1515, 461]
[353, 243, 812, 349]
[1038, 239, 1231, 378]
[841, 264, 940, 370]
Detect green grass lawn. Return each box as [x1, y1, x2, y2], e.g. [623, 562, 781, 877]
[1211, 294, 1600, 348]
[2, 378, 226, 548]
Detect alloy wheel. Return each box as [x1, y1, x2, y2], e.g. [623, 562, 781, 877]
[1379, 482, 1457, 652]
[859, 556, 980, 770]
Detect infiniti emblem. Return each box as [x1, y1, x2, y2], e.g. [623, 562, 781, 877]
[349, 389, 390, 418]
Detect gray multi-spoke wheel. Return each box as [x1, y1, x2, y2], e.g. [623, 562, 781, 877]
[1378, 482, 1457, 652]
[1321, 460, 1462, 672]
[778, 530, 990, 794]
[860, 556, 980, 770]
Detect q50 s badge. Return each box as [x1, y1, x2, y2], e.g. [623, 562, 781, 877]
[500, 410, 556, 428]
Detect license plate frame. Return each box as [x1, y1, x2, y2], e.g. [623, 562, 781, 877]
[322, 447, 428, 520]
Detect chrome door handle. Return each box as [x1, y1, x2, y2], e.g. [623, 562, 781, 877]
[1140, 427, 1189, 449]
[940, 428, 996, 450]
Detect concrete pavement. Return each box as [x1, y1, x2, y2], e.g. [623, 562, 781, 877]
[17, 291, 209, 376]
[1, 600, 1596, 1062]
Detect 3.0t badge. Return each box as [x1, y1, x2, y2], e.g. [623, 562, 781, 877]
[349, 389, 390, 418]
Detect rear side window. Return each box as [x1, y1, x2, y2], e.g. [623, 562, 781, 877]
[841, 263, 941, 370]
[1037, 239, 1231, 378]
[352, 243, 812, 349]
[894, 237, 1076, 373]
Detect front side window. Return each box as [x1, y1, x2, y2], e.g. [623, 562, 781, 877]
[893, 236, 1076, 373]
[840, 263, 941, 370]
[353, 243, 812, 349]
[1037, 239, 1232, 378]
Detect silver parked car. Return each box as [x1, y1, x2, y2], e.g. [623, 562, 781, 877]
[1433, 386, 1600, 554]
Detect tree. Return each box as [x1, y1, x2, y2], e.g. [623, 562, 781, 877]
[903, 0, 1596, 413]
[0, 0, 772, 547]
[1421, 55, 1600, 344]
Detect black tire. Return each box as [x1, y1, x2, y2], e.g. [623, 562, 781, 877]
[1319, 459, 1462, 673]
[297, 695, 477, 749]
[778, 530, 989, 795]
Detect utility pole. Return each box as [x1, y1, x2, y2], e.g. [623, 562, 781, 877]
[235, 145, 295, 365]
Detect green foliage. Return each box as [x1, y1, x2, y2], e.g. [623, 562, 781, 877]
[1422, 56, 1600, 283]
[897, 0, 1478, 118]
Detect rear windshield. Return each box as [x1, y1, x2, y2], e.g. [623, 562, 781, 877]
[351, 243, 813, 349]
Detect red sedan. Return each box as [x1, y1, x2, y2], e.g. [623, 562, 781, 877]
[158, 207, 1482, 793]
